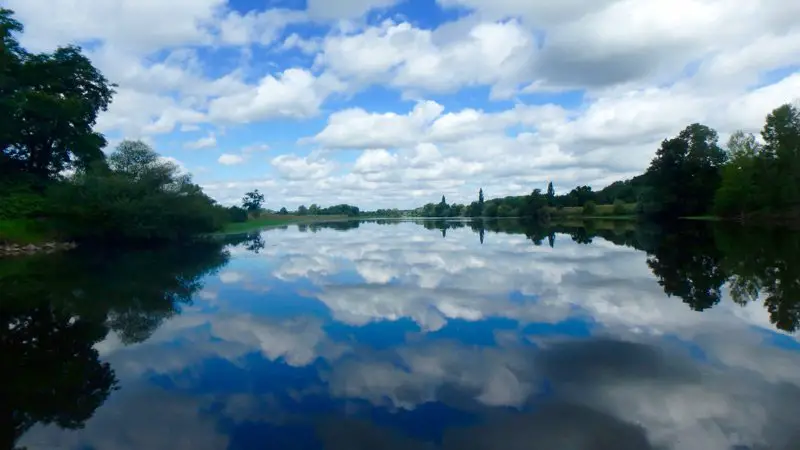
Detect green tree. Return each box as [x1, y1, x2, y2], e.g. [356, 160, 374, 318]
[761, 104, 800, 210]
[1, 9, 115, 180]
[47, 141, 226, 242]
[434, 195, 449, 217]
[279, 207, 288, 215]
[582, 200, 597, 215]
[546, 182, 555, 205]
[714, 131, 761, 218]
[242, 189, 264, 213]
[297, 205, 308, 215]
[640, 123, 727, 218]
[478, 188, 485, 208]
[612, 199, 627, 215]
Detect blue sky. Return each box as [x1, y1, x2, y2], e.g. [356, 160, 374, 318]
[4, 0, 800, 208]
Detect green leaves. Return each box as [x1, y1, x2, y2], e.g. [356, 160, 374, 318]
[1, 9, 114, 179]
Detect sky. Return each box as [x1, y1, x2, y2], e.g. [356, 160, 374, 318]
[4, 0, 800, 209]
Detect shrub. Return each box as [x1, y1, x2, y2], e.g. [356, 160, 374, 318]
[227, 206, 248, 223]
[613, 199, 627, 215]
[582, 201, 597, 215]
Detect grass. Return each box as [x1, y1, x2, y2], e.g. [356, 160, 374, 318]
[220, 214, 350, 234]
[550, 203, 638, 219]
[0, 219, 55, 245]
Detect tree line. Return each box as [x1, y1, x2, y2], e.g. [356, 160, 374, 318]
[225, 190, 362, 223]
[410, 103, 799, 224]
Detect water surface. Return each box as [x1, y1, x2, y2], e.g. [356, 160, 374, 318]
[6, 219, 800, 450]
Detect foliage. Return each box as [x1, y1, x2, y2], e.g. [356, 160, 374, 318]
[714, 104, 800, 221]
[613, 199, 627, 215]
[639, 123, 727, 218]
[297, 205, 308, 215]
[1, 8, 114, 180]
[46, 140, 227, 243]
[317, 204, 360, 216]
[279, 207, 288, 215]
[226, 206, 248, 223]
[582, 201, 597, 215]
[242, 189, 265, 213]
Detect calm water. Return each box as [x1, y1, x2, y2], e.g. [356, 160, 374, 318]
[5, 219, 800, 450]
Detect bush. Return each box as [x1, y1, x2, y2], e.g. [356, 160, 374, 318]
[44, 140, 228, 243]
[227, 206, 248, 223]
[47, 173, 226, 243]
[613, 199, 627, 215]
[582, 201, 597, 215]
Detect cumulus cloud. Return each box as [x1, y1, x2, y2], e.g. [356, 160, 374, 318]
[207, 69, 344, 123]
[184, 132, 217, 149]
[270, 154, 336, 180]
[316, 19, 536, 99]
[217, 153, 246, 165]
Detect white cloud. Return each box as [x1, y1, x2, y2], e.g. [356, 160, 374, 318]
[317, 19, 536, 98]
[217, 8, 307, 46]
[207, 69, 344, 123]
[218, 153, 246, 166]
[306, 0, 402, 20]
[281, 33, 322, 54]
[4, 0, 225, 53]
[270, 154, 336, 180]
[184, 132, 217, 149]
[311, 101, 444, 149]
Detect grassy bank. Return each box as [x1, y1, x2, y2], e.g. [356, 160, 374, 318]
[0, 219, 57, 245]
[549, 203, 637, 220]
[221, 214, 350, 234]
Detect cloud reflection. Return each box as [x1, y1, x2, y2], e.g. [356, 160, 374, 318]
[21, 221, 800, 450]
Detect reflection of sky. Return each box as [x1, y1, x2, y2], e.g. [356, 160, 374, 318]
[23, 222, 800, 450]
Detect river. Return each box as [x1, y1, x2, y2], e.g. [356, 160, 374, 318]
[5, 219, 800, 449]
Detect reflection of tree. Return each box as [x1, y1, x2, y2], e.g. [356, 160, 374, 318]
[0, 240, 230, 448]
[309, 221, 361, 232]
[222, 232, 265, 254]
[643, 223, 727, 311]
[715, 226, 800, 332]
[0, 303, 118, 449]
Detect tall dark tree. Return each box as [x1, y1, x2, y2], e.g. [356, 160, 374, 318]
[478, 188, 484, 206]
[546, 182, 555, 205]
[1, 8, 115, 180]
[639, 123, 727, 218]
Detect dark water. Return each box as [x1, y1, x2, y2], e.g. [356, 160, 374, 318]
[4, 219, 800, 450]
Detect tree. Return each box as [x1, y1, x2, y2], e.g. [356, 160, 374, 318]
[47, 140, 226, 242]
[279, 207, 288, 215]
[582, 201, 597, 215]
[546, 182, 555, 205]
[714, 131, 761, 217]
[297, 205, 308, 215]
[639, 123, 727, 218]
[434, 195, 449, 217]
[714, 104, 800, 221]
[761, 104, 800, 210]
[242, 189, 264, 213]
[1, 8, 115, 180]
[478, 188, 485, 207]
[612, 199, 627, 215]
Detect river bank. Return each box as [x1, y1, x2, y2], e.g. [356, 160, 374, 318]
[220, 214, 351, 234]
